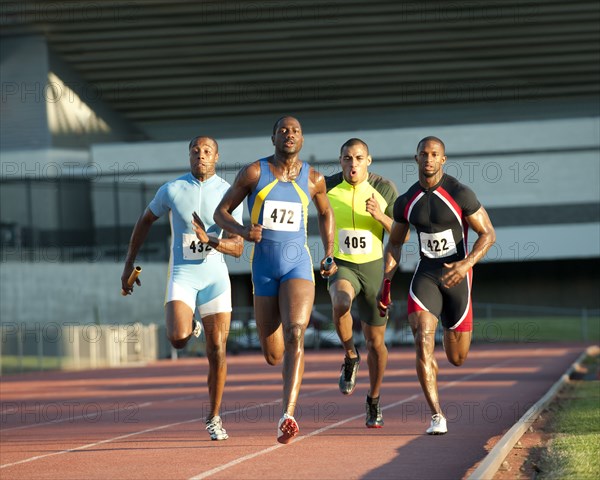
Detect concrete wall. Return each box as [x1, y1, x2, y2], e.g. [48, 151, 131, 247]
[0, 35, 51, 150]
[91, 116, 600, 273]
[1, 116, 598, 329]
[0, 262, 168, 326]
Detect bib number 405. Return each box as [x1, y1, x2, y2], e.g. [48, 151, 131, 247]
[338, 229, 372, 255]
[344, 236, 366, 249]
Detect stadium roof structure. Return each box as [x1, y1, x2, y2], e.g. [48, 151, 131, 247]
[2, 0, 599, 141]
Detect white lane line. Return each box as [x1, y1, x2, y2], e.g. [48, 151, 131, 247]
[189, 358, 517, 480]
[0, 417, 198, 469]
[1, 371, 333, 432]
[189, 392, 422, 480]
[0, 387, 332, 470]
[2, 372, 298, 432]
[1, 358, 516, 472]
[1, 394, 200, 432]
[0, 395, 286, 470]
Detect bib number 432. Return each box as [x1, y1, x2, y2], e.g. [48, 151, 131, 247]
[182, 233, 213, 260]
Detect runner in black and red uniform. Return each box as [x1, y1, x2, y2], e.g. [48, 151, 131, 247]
[377, 136, 496, 435]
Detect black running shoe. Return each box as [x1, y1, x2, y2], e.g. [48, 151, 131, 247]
[338, 350, 360, 395]
[365, 397, 384, 428]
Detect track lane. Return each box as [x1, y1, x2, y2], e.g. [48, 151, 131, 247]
[0, 344, 586, 480]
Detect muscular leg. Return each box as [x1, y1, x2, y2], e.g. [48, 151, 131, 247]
[202, 312, 231, 419]
[165, 300, 195, 349]
[278, 279, 314, 417]
[329, 279, 358, 359]
[254, 295, 284, 366]
[443, 329, 472, 366]
[409, 311, 442, 415]
[362, 322, 388, 398]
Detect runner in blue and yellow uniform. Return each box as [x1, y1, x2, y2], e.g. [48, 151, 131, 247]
[378, 136, 495, 435]
[214, 116, 336, 444]
[121, 136, 244, 441]
[326, 138, 398, 428]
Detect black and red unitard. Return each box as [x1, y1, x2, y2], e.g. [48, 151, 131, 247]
[393, 174, 481, 331]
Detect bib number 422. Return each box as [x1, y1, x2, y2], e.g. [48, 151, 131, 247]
[419, 229, 457, 259]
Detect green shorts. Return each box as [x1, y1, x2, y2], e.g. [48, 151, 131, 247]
[328, 257, 387, 326]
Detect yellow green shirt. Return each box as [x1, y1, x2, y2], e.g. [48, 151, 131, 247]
[326, 172, 398, 264]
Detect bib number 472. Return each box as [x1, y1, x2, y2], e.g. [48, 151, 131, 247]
[270, 208, 295, 225]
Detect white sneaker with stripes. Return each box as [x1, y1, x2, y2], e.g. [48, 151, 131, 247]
[206, 415, 228, 441]
[426, 413, 447, 435]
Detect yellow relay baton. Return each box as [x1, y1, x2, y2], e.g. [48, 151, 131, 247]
[121, 265, 142, 296]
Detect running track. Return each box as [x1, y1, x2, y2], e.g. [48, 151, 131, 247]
[0, 343, 586, 480]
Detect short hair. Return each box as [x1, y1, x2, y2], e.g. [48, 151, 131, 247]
[417, 136, 445, 154]
[272, 115, 300, 135]
[188, 136, 218, 152]
[340, 138, 369, 155]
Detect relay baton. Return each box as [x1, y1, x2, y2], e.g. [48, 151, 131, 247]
[321, 256, 334, 278]
[121, 266, 142, 296]
[379, 278, 392, 317]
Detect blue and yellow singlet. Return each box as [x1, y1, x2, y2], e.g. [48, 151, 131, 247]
[247, 158, 314, 295]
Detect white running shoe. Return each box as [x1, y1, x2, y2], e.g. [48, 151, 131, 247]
[426, 413, 448, 435]
[205, 415, 228, 441]
[192, 319, 202, 338]
[277, 413, 299, 444]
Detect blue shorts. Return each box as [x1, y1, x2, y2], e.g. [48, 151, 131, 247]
[251, 238, 314, 296]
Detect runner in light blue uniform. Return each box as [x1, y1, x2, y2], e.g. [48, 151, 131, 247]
[121, 136, 244, 442]
[149, 171, 243, 310]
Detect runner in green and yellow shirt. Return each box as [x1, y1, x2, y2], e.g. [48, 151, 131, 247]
[325, 138, 399, 428]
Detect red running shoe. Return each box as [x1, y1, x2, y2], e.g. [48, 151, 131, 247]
[277, 413, 299, 444]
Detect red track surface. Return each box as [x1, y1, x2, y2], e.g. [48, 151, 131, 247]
[0, 343, 586, 480]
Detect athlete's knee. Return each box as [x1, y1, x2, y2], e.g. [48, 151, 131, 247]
[264, 351, 283, 366]
[332, 297, 352, 319]
[449, 357, 465, 367]
[413, 328, 435, 351]
[443, 331, 471, 366]
[283, 323, 306, 348]
[446, 350, 468, 367]
[168, 334, 189, 350]
[206, 341, 227, 365]
[365, 335, 386, 353]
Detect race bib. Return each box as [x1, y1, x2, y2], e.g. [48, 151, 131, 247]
[419, 229, 456, 259]
[338, 229, 372, 255]
[182, 233, 213, 260]
[263, 200, 301, 232]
